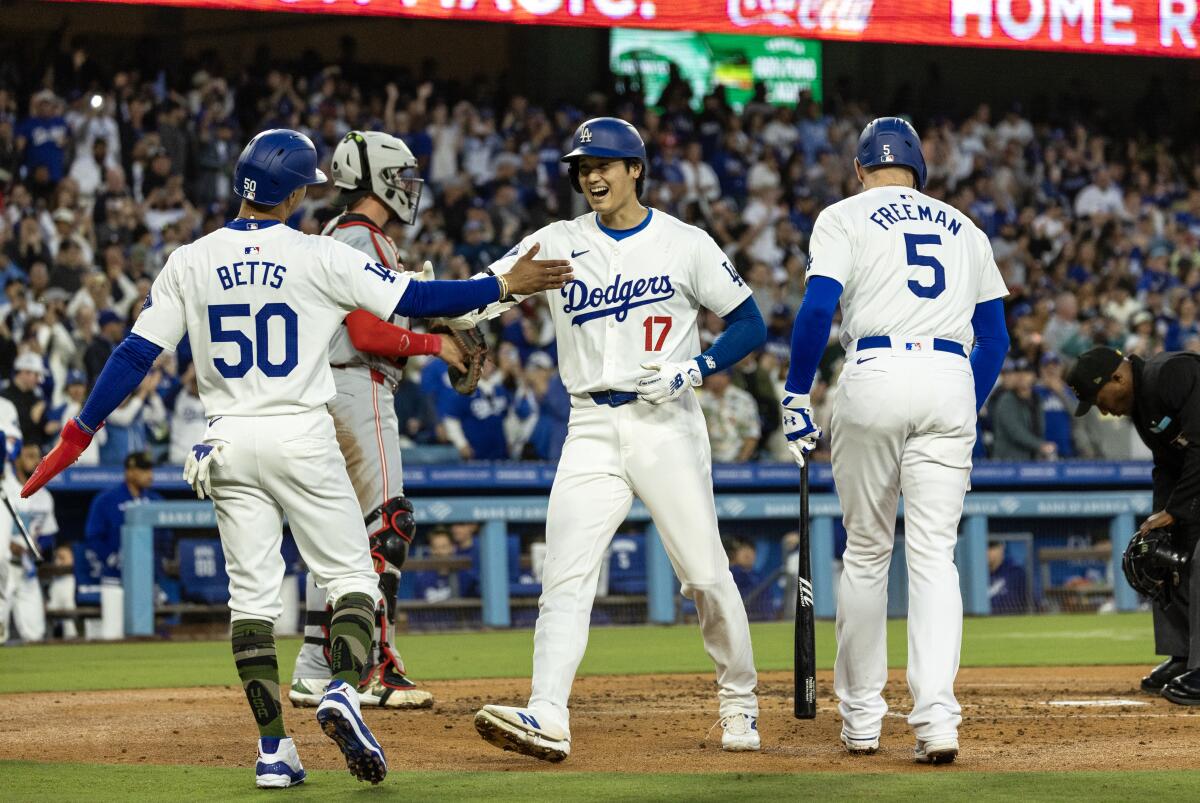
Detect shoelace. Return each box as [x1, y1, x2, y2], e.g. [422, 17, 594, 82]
[706, 713, 751, 742]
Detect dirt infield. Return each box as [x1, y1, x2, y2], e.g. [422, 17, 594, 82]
[3, 666, 1199, 774]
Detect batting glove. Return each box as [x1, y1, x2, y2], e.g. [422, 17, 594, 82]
[781, 394, 821, 468]
[183, 442, 227, 500]
[636, 359, 703, 405]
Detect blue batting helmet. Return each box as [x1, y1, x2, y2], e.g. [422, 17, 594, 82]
[856, 117, 927, 191]
[561, 117, 647, 194]
[233, 129, 327, 206]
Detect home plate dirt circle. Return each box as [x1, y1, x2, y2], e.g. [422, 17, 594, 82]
[2, 666, 1198, 775]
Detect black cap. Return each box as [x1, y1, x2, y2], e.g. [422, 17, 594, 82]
[1066, 347, 1124, 417]
[124, 451, 153, 470]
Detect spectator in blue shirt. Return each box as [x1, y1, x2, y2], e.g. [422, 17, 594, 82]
[16, 91, 69, 184]
[84, 451, 165, 583]
[1138, 246, 1178, 295]
[988, 541, 1028, 614]
[449, 523, 481, 597]
[411, 527, 459, 603]
[525, 351, 569, 462]
[1033, 353, 1076, 458]
[1165, 297, 1200, 352]
[443, 360, 512, 460]
[728, 540, 761, 599]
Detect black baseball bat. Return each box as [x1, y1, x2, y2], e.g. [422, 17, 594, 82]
[793, 461, 816, 719]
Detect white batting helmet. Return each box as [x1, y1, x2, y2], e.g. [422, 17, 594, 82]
[330, 131, 423, 225]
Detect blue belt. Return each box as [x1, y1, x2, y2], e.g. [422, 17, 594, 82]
[590, 390, 639, 407]
[856, 336, 967, 358]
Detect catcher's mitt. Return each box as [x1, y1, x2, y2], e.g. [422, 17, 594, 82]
[431, 322, 487, 395]
[1123, 528, 1190, 605]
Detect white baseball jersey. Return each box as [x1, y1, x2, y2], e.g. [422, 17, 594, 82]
[477, 207, 760, 739]
[132, 219, 411, 416]
[487, 210, 751, 394]
[807, 186, 1007, 345]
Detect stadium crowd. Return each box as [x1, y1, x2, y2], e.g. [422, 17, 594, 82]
[0, 45, 1193, 468]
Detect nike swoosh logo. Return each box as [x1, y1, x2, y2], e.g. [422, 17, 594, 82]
[571, 249, 589, 258]
[856, 357, 877, 364]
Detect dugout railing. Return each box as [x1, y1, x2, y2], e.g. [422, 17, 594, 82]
[117, 491, 1151, 637]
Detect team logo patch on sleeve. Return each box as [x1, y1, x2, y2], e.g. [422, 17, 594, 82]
[141, 290, 153, 310]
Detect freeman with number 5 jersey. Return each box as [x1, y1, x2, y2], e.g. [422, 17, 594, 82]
[471, 117, 768, 762]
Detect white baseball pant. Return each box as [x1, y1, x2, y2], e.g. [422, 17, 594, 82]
[830, 342, 975, 744]
[206, 408, 380, 623]
[527, 392, 758, 731]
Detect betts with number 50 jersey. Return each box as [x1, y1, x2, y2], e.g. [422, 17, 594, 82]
[470, 117, 768, 761]
[19, 128, 571, 788]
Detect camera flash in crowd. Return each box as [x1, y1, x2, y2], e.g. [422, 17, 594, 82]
[89, 93, 103, 110]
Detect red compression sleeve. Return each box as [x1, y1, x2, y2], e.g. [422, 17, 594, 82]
[345, 309, 442, 358]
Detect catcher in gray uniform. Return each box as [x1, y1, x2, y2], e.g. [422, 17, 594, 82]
[289, 131, 486, 709]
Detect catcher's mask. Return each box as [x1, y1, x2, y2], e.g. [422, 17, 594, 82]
[1123, 529, 1190, 605]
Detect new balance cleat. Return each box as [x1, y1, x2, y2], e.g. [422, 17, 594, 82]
[474, 704, 571, 762]
[720, 713, 761, 752]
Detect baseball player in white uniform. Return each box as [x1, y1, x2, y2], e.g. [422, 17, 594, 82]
[0, 443, 59, 642]
[470, 118, 768, 761]
[781, 118, 1010, 764]
[0, 399, 36, 642]
[21, 128, 571, 787]
[290, 131, 462, 711]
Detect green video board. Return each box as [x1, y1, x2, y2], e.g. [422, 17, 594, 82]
[611, 28, 822, 112]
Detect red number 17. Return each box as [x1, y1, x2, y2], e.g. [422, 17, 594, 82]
[643, 316, 672, 351]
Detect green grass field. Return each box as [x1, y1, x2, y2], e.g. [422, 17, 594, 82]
[0, 613, 1165, 800]
[0, 613, 1156, 694]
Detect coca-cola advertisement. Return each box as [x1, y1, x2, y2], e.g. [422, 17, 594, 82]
[67, 0, 1200, 57]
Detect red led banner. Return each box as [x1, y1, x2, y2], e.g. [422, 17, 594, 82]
[62, 0, 1200, 58]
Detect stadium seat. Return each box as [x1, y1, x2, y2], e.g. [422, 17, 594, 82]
[74, 542, 102, 607]
[608, 534, 647, 595]
[178, 538, 230, 605]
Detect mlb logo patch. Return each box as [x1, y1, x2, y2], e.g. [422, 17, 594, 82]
[244, 246, 260, 255]
[905, 341, 922, 351]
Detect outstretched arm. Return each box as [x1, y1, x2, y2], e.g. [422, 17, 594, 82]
[22, 334, 163, 496]
[393, 243, 571, 319]
[345, 310, 442, 358]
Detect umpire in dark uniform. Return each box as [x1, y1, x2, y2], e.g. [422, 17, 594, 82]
[1068, 346, 1200, 704]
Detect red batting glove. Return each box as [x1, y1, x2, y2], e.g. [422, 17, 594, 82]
[22, 419, 99, 497]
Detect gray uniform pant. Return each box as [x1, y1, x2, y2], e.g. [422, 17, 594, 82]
[294, 365, 405, 680]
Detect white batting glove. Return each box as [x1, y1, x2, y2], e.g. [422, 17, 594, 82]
[635, 360, 703, 405]
[781, 394, 821, 468]
[182, 442, 227, 500]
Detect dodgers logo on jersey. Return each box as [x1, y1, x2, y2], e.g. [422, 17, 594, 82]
[561, 273, 675, 326]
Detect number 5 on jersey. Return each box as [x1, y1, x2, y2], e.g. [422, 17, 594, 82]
[904, 232, 945, 299]
[643, 316, 672, 351]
